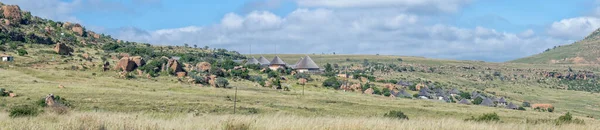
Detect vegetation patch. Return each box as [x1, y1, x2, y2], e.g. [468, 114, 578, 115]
[465, 113, 500, 122]
[383, 110, 409, 120]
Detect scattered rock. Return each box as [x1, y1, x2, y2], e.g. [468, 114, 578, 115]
[1, 5, 21, 24]
[58, 84, 65, 89]
[176, 72, 187, 78]
[8, 93, 16, 97]
[115, 57, 137, 72]
[197, 62, 211, 72]
[131, 56, 146, 67]
[45, 94, 55, 107]
[54, 43, 73, 55]
[71, 24, 84, 36]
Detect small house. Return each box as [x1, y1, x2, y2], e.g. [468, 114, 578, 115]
[293, 55, 321, 73]
[245, 57, 260, 65]
[1, 55, 13, 62]
[269, 56, 287, 70]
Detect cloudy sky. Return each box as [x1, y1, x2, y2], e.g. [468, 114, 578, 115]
[3, 0, 600, 62]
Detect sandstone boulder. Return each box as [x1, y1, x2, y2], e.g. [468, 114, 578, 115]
[54, 43, 73, 55]
[71, 24, 84, 36]
[197, 62, 211, 72]
[115, 57, 137, 72]
[58, 84, 65, 89]
[131, 56, 146, 67]
[176, 72, 187, 78]
[1, 5, 21, 24]
[82, 53, 90, 60]
[8, 93, 16, 97]
[45, 94, 55, 107]
[364, 88, 374, 94]
[168, 59, 185, 73]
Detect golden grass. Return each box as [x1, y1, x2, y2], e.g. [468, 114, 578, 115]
[0, 112, 597, 130]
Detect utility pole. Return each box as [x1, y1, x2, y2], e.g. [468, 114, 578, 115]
[233, 86, 238, 114]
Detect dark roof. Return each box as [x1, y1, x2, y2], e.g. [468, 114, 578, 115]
[498, 97, 506, 103]
[458, 99, 471, 105]
[505, 102, 519, 109]
[480, 98, 495, 107]
[396, 81, 413, 87]
[295, 55, 320, 69]
[270, 56, 287, 65]
[418, 89, 431, 97]
[258, 56, 270, 65]
[245, 57, 260, 65]
[449, 88, 460, 94]
[399, 89, 412, 97]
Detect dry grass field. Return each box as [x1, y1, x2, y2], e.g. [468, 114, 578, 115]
[1, 53, 600, 129]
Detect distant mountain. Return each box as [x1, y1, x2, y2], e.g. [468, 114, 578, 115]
[511, 28, 600, 64]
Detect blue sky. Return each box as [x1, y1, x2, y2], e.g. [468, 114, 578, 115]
[4, 0, 600, 62]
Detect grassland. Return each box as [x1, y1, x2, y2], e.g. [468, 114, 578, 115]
[1, 52, 600, 129]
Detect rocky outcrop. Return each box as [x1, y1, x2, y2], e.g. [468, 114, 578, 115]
[54, 43, 73, 55]
[45, 94, 56, 107]
[71, 24, 84, 36]
[1, 5, 21, 24]
[115, 57, 137, 72]
[168, 59, 185, 73]
[131, 56, 146, 67]
[197, 62, 211, 72]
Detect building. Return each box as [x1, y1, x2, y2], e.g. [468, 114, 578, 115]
[1, 54, 13, 62]
[269, 56, 287, 70]
[293, 55, 321, 73]
[245, 57, 260, 65]
[257, 56, 270, 65]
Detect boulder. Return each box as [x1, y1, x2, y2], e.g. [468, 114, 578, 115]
[131, 56, 146, 67]
[168, 59, 185, 73]
[8, 93, 16, 97]
[54, 43, 73, 55]
[115, 57, 137, 72]
[58, 84, 65, 89]
[176, 72, 187, 78]
[82, 53, 90, 60]
[364, 88, 374, 94]
[197, 62, 211, 72]
[1, 5, 21, 24]
[45, 94, 55, 107]
[71, 24, 84, 36]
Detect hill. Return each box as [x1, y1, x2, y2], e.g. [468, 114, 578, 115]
[511, 28, 600, 64]
[1, 2, 600, 129]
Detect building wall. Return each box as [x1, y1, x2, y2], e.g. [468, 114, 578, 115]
[269, 64, 282, 70]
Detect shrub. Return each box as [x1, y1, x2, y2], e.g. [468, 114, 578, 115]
[556, 112, 585, 125]
[383, 110, 409, 120]
[322, 77, 341, 89]
[267, 71, 279, 78]
[382, 88, 391, 96]
[36, 98, 47, 107]
[518, 107, 526, 111]
[294, 73, 311, 80]
[216, 78, 229, 88]
[17, 49, 28, 56]
[548, 107, 554, 112]
[465, 113, 500, 122]
[373, 87, 382, 95]
[522, 102, 531, 107]
[9, 105, 39, 118]
[472, 97, 483, 105]
[222, 118, 252, 130]
[459, 92, 471, 99]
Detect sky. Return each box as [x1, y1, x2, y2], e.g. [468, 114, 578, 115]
[3, 0, 600, 62]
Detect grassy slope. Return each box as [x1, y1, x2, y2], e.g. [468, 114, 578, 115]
[2, 53, 600, 129]
[511, 30, 600, 64]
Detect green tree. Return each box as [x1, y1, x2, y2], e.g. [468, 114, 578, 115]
[383, 88, 391, 96]
[325, 63, 333, 73]
[473, 97, 483, 105]
[216, 77, 229, 88]
[323, 77, 341, 89]
[17, 49, 28, 56]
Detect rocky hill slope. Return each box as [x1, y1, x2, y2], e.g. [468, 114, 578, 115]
[511, 28, 600, 64]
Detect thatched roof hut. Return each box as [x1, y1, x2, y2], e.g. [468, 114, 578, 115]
[270, 56, 286, 65]
[498, 97, 507, 104]
[480, 98, 495, 107]
[458, 99, 471, 105]
[505, 102, 519, 110]
[245, 57, 260, 65]
[258, 56, 270, 65]
[294, 55, 320, 69]
[449, 88, 460, 95]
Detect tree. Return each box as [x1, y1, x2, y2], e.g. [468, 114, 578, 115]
[184, 43, 189, 48]
[216, 77, 229, 88]
[522, 102, 531, 107]
[194, 44, 198, 48]
[473, 97, 484, 105]
[268, 71, 279, 78]
[459, 92, 471, 99]
[373, 87, 382, 95]
[325, 63, 333, 73]
[322, 77, 341, 89]
[382, 88, 391, 96]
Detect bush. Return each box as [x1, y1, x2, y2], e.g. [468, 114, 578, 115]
[556, 112, 585, 125]
[518, 107, 526, 111]
[9, 105, 39, 118]
[459, 92, 471, 99]
[322, 77, 341, 89]
[382, 88, 391, 96]
[267, 71, 279, 78]
[373, 87, 382, 95]
[522, 102, 531, 107]
[548, 107, 554, 112]
[384, 110, 409, 120]
[216, 78, 229, 88]
[465, 113, 500, 122]
[294, 73, 311, 80]
[17, 49, 28, 56]
[472, 97, 483, 105]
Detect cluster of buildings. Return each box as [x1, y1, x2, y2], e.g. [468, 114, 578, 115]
[245, 55, 322, 73]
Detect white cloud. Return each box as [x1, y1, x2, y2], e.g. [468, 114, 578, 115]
[112, 8, 568, 62]
[547, 17, 600, 40]
[1, 0, 82, 22]
[296, 0, 472, 13]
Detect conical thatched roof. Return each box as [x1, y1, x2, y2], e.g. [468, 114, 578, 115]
[270, 56, 286, 65]
[480, 98, 494, 107]
[258, 56, 270, 65]
[399, 89, 412, 97]
[449, 88, 460, 94]
[418, 89, 431, 97]
[295, 55, 320, 69]
[505, 102, 518, 109]
[498, 97, 506, 103]
[245, 57, 260, 65]
[458, 99, 471, 105]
